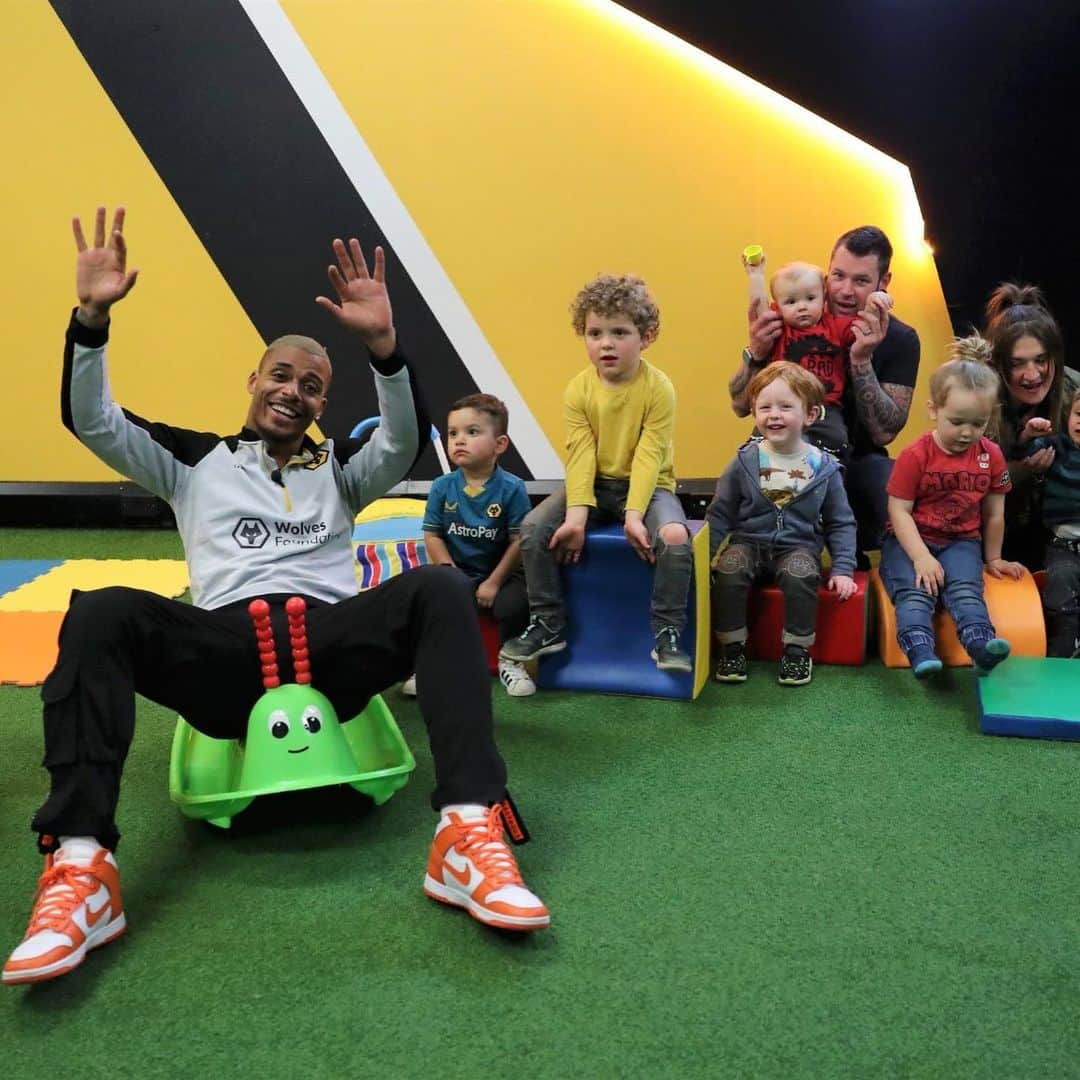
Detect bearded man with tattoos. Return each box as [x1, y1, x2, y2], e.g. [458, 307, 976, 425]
[728, 226, 921, 567]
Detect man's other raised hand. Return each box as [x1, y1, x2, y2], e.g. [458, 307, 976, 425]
[73, 207, 139, 327]
[316, 239, 397, 361]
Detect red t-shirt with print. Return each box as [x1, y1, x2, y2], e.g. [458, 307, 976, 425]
[886, 432, 1011, 545]
[770, 310, 856, 407]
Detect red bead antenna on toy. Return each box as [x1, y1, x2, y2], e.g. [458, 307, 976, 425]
[248, 598, 281, 689]
[285, 596, 312, 685]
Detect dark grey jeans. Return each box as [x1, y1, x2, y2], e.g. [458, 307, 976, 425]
[1043, 542, 1080, 657]
[712, 543, 821, 647]
[518, 478, 693, 635]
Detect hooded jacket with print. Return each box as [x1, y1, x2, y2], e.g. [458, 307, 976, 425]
[706, 438, 857, 575]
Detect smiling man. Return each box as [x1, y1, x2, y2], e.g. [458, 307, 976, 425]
[728, 226, 921, 564]
[3, 208, 549, 986]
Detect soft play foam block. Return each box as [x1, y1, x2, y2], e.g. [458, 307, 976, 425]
[746, 570, 869, 665]
[871, 567, 1046, 668]
[978, 655, 1080, 740]
[537, 520, 709, 700]
[352, 498, 429, 590]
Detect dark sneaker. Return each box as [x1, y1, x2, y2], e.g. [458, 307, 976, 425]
[498, 618, 566, 663]
[652, 627, 692, 673]
[778, 646, 812, 686]
[971, 637, 1010, 675]
[713, 642, 748, 683]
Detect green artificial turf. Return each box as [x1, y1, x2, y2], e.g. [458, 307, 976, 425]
[2, 529, 1079, 1078]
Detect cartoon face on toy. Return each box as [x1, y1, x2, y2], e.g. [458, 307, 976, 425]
[239, 596, 357, 787]
[242, 683, 356, 785]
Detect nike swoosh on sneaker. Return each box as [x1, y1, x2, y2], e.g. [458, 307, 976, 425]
[83, 885, 113, 929]
[85, 902, 111, 930]
[446, 861, 473, 888]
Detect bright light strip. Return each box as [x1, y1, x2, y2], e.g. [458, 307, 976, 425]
[593, 0, 908, 177]
[592, 1, 932, 258]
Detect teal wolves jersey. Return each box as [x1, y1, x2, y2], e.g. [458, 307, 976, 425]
[423, 466, 530, 582]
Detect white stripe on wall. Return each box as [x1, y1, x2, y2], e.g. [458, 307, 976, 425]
[239, 0, 562, 478]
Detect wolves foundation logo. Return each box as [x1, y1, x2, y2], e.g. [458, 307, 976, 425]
[233, 517, 270, 549]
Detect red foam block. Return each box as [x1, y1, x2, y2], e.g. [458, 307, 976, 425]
[478, 611, 500, 674]
[745, 570, 869, 665]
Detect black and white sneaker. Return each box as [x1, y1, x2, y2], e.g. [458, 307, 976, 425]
[778, 646, 812, 686]
[652, 626, 692, 673]
[714, 642, 748, 683]
[499, 618, 567, 663]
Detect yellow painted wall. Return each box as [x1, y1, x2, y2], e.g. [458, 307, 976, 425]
[1, 0, 949, 483]
[1, 3, 264, 484]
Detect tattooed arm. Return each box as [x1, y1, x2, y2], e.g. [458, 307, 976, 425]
[729, 353, 760, 417]
[730, 302, 783, 416]
[848, 295, 917, 447]
[849, 359, 913, 446]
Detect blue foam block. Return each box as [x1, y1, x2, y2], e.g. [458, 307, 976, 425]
[0, 559, 65, 598]
[537, 521, 704, 700]
[977, 655, 1080, 740]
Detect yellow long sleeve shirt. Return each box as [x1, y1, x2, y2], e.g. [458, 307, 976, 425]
[563, 359, 677, 513]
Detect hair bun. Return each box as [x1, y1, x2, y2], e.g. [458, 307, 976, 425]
[984, 281, 1048, 327]
[947, 334, 993, 366]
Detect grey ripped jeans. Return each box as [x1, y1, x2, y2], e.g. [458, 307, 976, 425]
[518, 478, 693, 636]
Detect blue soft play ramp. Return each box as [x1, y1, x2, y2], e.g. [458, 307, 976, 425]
[537, 520, 708, 699]
[978, 655, 1080, 740]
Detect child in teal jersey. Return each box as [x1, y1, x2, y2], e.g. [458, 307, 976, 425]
[407, 394, 533, 696]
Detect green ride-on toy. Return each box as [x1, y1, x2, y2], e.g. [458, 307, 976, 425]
[169, 596, 415, 828]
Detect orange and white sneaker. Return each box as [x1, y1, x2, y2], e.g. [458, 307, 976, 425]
[3, 847, 126, 985]
[424, 805, 550, 931]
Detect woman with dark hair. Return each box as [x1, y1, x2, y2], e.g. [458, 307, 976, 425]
[983, 283, 1077, 568]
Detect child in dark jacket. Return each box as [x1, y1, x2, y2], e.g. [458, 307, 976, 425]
[1014, 385, 1080, 656]
[707, 362, 857, 686]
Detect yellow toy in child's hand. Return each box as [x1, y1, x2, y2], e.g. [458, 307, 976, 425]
[742, 244, 765, 267]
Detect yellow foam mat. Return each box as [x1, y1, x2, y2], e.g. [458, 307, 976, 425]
[0, 559, 189, 612]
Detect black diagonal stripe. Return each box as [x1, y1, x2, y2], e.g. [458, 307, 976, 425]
[50, 0, 531, 480]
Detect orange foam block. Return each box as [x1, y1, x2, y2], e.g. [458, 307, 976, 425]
[0, 611, 65, 686]
[870, 567, 1046, 668]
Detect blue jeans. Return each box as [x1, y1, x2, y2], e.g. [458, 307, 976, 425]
[879, 534, 995, 658]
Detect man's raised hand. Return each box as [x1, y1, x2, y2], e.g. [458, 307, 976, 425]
[73, 207, 139, 326]
[316, 239, 396, 360]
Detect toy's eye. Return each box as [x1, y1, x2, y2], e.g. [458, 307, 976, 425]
[302, 705, 323, 734]
[268, 709, 290, 739]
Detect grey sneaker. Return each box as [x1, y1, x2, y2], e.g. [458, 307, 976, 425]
[778, 646, 812, 686]
[714, 642, 748, 683]
[652, 627, 692, 673]
[499, 618, 567, 663]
